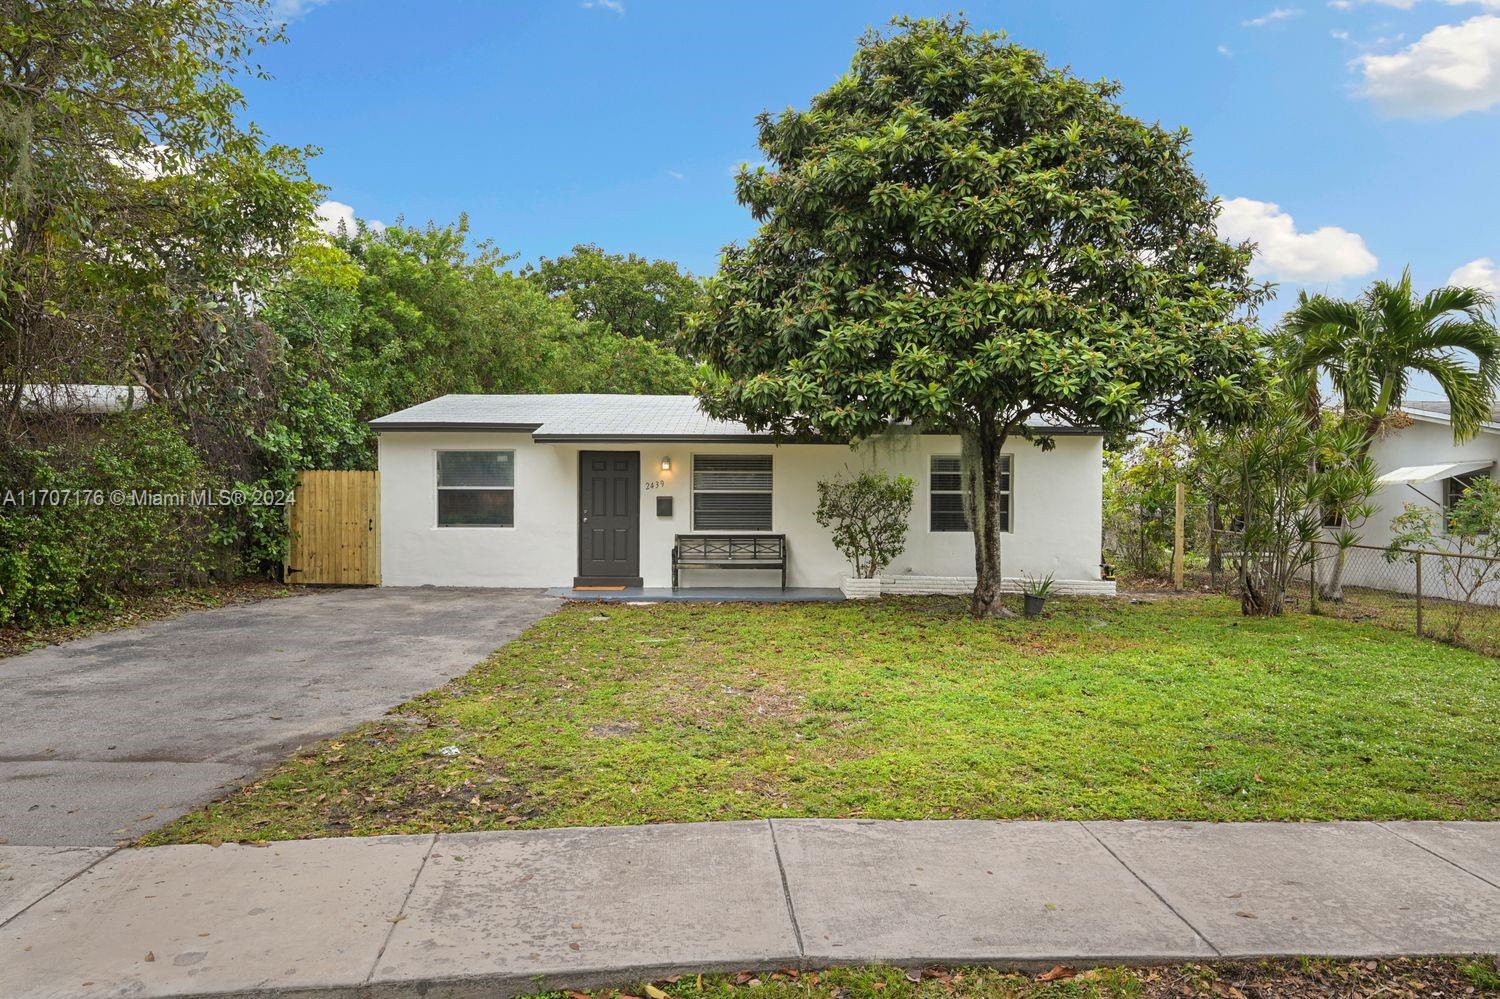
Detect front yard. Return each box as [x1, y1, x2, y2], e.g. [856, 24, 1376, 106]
[147, 595, 1500, 844]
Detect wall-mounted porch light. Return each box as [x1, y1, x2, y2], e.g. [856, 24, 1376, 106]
[660, 456, 672, 471]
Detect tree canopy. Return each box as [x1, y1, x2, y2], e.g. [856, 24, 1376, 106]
[525, 243, 705, 346]
[686, 16, 1266, 614]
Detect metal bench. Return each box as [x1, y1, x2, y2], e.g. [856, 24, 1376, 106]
[672, 534, 787, 590]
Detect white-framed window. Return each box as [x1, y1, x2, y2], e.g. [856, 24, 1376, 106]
[929, 454, 1011, 532]
[692, 454, 772, 531]
[436, 450, 515, 527]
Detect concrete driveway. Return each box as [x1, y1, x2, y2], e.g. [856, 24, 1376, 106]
[0, 588, 559, 846]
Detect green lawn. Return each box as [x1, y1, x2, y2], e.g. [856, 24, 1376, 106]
[519, 959, 1495, 999]
[145, 595, 1500, 845]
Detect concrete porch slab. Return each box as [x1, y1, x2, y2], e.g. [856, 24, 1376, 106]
[770, 819, 1216, 966]
[0, 845, 113, 925]
[372, 822, 801, 995]
[1086, 821, 1500, 957]
[546, 586, 844, 603]
[0, 835, 433, 998]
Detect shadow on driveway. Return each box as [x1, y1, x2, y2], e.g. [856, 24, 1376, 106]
[0, 588, 559, 846]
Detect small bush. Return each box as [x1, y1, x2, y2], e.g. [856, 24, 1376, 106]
[814, 471, 914, 579]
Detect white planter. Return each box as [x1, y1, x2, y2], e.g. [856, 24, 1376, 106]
[841, 577, 882, 600]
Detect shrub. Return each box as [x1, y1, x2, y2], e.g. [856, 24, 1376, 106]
[0, 412, 213, 627]
[814, 471, 914, 579]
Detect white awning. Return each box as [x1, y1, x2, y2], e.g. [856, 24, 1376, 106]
[1376, 460, 1495, 486]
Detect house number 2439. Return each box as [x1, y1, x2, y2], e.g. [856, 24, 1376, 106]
[644, 479, 666, 490]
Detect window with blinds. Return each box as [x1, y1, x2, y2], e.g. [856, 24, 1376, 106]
[930, 454, 1011, 532]
[692, 454, 772, 531]
[436, 450, 515, 527]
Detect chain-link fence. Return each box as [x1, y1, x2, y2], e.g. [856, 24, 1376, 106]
[1121, 532, 1500, 656]
[1303, 541, 1500, 656]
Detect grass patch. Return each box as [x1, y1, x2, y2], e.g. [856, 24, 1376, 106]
[526, 958, 1499, 999]
[145, 595, 1500, 845]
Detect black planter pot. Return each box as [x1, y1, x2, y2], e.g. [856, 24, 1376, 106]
[1023, 593, 1047, 618]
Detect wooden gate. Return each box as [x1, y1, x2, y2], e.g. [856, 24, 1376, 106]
[287, 470, 380, 585]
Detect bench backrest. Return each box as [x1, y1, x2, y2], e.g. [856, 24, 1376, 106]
[674, 534, 785, 561]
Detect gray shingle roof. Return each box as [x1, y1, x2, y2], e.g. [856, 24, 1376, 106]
[369, 394, 1093, 440]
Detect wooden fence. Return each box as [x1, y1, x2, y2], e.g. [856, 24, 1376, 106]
[287, 470, 380, 585]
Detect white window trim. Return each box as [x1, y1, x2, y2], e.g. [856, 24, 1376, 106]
[434, 449, 516, 529]
[690, 453, 774, 532]
[928, 453, 1013, 535]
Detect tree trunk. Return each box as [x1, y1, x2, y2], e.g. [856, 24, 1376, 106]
[966, 417, 1009, 619]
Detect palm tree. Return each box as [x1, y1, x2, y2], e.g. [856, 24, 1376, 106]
[1281, 268, 1500, 598]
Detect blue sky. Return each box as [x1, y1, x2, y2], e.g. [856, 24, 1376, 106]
[258, 0, 1499, 398]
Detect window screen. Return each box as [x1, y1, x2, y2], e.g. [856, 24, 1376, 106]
[437, 450, 514, 526]
[930, 454, 1011, 532]
[692, 454, 772, 530]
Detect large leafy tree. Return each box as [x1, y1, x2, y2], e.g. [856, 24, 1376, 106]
[339, 219, 693, 420]
[0, 0, 318, 443]
[686, 17, 1265, 616]
[526, 243, 705, 346]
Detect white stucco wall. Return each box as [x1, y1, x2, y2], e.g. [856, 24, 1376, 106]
[377, 429, 1105, 589]
[1331, 415, 1500, 598]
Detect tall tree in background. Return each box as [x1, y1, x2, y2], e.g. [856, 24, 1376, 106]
[0, 0, 318, 444]
[526, 243, 705, 347]
[686, 17, 1265, 616]
[1283, 270, 1499, 442]
[339, 221, 694, 420]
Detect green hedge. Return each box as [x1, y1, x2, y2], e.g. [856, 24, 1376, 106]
[0, 412, 215, 628]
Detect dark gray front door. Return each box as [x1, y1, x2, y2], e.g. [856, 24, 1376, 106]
[576, 451, 641, 586]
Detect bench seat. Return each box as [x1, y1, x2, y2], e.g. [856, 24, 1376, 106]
[672, 534, 787, 590]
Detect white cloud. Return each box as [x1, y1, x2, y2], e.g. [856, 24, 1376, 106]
[580, 0, 624, 12]
[1449, 257, 1500, 294]
[1218, 43, 1234, 56]
[315, 200, 384, 238]
[1217, 197, 1379, 283]
[1243, 7, 1304, 26]
[273, 0, 334, 19]
[1357, 15, 1500, 116]
[666, 169, 685, 181]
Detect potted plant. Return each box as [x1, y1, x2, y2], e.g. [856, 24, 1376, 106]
[1021, 573, 1055, 618]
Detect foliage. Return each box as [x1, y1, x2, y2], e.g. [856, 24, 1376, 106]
[814, 471, 914, 578]
[1102, 435, 1199, 578]
[144, 595, 1500, 845]
[0, 0, 319, 444]
[0, 412, 213, 627]
[525, 243, 705, 346]
[1021, 572, 1055, 598]
[1281, 269, 1500, 442]
[1197, 398, 1376, 616]
[685, 16, 1265, 616]
[339, 220, 694, 422]
[1386, 477, 1500, 643]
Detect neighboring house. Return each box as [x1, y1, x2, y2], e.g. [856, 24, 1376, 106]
[1363, 402, 1500, 550]
[1331, 401, 1500, 599]
[12, 384, 145, 415]
[370, 394, 1113, 595]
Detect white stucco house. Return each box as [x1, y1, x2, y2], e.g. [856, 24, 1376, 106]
[1330, 401, 1500, 600]
[1362, 402, 1500, 550]
[370, 394, 1113, 597]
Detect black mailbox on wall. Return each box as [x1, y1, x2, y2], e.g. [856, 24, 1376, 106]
[656, 495, 673, 517]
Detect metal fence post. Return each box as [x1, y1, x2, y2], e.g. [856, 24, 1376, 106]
[1415, 553, 1424, 638]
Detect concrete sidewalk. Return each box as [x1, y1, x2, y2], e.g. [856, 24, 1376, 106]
[1, 820, 1497, 998]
